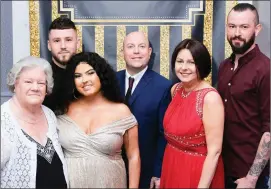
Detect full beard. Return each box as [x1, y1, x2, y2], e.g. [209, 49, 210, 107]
[228, 33, 255, 55]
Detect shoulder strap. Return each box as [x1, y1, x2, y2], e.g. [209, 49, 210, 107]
[172, 82, 182, 98]
[196, 88, 218, 119]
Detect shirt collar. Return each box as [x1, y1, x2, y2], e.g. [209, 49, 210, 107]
[125, 66, 148, 81]
[230, 44, 260, 66]
[51, 61, 65, 74]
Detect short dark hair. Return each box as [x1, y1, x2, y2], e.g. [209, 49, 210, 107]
[171, 39, 211, 80]
[57, 52, 123, 114]
[49, 17, 76, 32]
[231, 3, 259, 25]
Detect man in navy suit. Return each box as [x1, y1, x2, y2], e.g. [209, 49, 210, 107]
[117, 31, 172, 188]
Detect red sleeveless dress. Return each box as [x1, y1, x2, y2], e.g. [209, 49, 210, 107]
[160, 83, 224, 188]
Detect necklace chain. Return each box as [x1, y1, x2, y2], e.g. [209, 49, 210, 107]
[11, 98, 43, 125]
[181, 90, 192, 98]
[180, 82, 202, 98]
[15, 115, 42, 125]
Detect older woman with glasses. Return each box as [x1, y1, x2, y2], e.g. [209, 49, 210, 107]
[1, 56, 68, 188]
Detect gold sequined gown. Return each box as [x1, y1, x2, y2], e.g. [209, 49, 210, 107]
[57, 114, 137, 188]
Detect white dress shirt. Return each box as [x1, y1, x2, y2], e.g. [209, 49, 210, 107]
[125, 66, 148, 95]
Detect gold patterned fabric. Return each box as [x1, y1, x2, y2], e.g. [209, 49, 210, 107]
[30, 0, 238, 85]
[57, 114, 137, 188]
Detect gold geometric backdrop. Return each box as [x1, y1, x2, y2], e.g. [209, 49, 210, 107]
[29, 0, 238, 85]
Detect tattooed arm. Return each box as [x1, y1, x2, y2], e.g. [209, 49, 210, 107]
[235, 132, 270, 188]
[248, 132, 270, 177]
[235, 58, 270, 188]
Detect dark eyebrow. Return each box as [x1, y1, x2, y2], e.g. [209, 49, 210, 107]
[75, 68, 95, 75]
[85, 69, 94, 73]
[176, 57, 194, 61]
[176, 57, 183, 59]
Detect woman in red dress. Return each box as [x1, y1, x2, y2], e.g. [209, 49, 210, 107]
[160, 39, 225, 188]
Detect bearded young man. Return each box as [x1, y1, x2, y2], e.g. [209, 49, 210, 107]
[217, 3, 270, 189]
[43, 17, 80, 112]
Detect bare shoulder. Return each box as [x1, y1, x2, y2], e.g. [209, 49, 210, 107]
[110, 103, 132, 118]
[203, 89, 223, 105]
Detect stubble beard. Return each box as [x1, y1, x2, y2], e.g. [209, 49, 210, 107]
[52, 52, 74, 66]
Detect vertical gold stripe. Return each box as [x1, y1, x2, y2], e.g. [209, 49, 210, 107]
[116, 26, 126, 71]
[76, 26, 83, 53]
[29, 1, 40, 57]
[138, 26, 148, 38]
[51, 1, 60, 21]
[225, 1, 238, 58]
[160, 26, 170, 79]
[95, 26, 104, 57]
[182, 25, 192, 40]
[203, 0, 213, 85]
[52, 1, 69, 20]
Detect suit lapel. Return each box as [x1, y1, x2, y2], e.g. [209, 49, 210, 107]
[129, 69, 152, 106]
[118, 71, 126, 98]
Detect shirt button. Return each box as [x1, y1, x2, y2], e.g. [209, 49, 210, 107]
[228, 83, 231, 86]
[225, 99, 227, 102]
[231, 68, 233, 71]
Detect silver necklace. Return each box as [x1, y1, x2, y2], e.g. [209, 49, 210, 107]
[11, 98, 43, 125]
[181, 89, 192, 98]
[16, 115, 42, 125]
[181, 82, 202, 98]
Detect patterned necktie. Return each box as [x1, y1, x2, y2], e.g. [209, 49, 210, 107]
[125, 77, 135, 104]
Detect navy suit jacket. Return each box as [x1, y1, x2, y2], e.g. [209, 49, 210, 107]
[117, 68, 172, 188]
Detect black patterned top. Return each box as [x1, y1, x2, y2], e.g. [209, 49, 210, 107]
[22, 130, 67, 189]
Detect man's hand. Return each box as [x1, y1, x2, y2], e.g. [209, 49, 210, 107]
[150, 177, 160, 188]
[235, 132, 270, 189]
[235, 176, 257, 189]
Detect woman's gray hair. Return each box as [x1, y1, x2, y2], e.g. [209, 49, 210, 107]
[7, 56, 54, 94]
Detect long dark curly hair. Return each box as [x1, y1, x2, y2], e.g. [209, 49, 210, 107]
[56, 52, 123, 114]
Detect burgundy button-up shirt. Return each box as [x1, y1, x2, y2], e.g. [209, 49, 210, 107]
[217, 45, 270, 178]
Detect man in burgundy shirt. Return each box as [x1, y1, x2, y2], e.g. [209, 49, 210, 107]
[217, 3, 270, 189]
